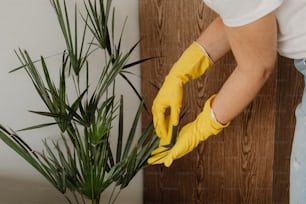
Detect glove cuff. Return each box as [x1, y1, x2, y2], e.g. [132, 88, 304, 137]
[198, 95, 230, 139]
[207, 94, 230, 127]
[194, 41, 214, 64]
[168, 42, 214, 84]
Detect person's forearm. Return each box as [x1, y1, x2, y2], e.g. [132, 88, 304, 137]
[196, 17, 230, 63]
[210, 12, 277, 124]
[211, 64, 275, 124]
[197, 17, 274, 124]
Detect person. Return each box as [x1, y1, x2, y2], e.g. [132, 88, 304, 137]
[147, 0, 306, 203]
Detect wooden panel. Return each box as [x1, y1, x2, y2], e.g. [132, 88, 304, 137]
[139, 0, 301, 203]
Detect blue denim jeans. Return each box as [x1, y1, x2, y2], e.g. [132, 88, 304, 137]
[290, 58, 306, 204]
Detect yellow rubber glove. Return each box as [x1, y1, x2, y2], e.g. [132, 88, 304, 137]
[148, 95, 230, 167]
[152, 42, 214, 140]
[150, 116, 177, 157]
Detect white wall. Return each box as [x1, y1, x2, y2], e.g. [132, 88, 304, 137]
[0, 0, 142, 203]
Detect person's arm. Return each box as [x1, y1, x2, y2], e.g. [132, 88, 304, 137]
[197, 16, 231, 62]
[148, 12, 278, 167]
[148, 16, 231, 159]
[151, 16, 230, 140]
[212, 12, 278, 124]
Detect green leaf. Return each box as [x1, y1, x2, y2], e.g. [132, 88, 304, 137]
[119, 73, 146, 110]
[116, 95, 124, 163]
[3, 0, 157, 203]
[17, 122, 58, 132]
[0, 125, 64, 192]
[121, 99, 144, 159]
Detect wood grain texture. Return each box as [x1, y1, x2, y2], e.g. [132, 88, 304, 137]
[139, 0, 302, 203]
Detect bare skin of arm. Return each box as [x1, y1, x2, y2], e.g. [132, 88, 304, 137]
[197, 17, 231, 62]
[197, 13, 277, 124]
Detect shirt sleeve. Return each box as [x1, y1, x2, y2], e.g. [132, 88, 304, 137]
[203, 0, 284, 27]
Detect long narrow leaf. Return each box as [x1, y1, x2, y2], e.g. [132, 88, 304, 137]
[116, 95, 124, 163]
[122, 99, 144, 159]
[17, 122, 58, 132]
[0, 125, 56, 188]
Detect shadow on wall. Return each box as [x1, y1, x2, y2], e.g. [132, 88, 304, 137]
[0, 176, 66, 204]
[0, 175, 143, 204]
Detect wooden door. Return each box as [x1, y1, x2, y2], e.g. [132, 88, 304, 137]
[139, 0, 303, 203]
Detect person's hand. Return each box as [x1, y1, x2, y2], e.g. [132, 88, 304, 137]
[150, 116, 175, 157]
[152, 42, 214, 140]
[148, 95, 230, 167]
[152, 76, 184, 140]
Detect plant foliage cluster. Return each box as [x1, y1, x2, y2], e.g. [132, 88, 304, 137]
[0, 0, 157, 203]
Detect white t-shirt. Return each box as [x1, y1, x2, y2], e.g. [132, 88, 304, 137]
[203, 0, 306, 59]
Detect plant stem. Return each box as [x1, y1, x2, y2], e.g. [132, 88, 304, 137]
[107, 186, 121, 204]
[107, 185, 116, 204]
[64, 194, 73, 204]
[72, 191, 80, 204]
[90, 197, 100, 204]
[111, 188, 121, 204]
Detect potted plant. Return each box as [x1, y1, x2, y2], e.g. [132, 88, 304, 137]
[0, 0, 157, 203]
